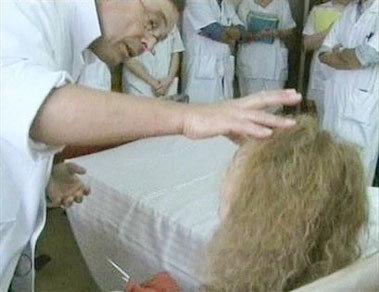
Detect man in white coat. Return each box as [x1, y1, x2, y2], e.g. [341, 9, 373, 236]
[0, 0, 302, 290]
[319, 0, 378, 184]
[182, 0, 245, 103]
[123, 25, 185, 97]
[302, 0, 350, 122]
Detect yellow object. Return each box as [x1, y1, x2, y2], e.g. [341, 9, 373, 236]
[314, 8, 341, 33]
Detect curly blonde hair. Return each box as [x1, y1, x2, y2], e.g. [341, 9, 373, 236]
[201, 116, 368, 292]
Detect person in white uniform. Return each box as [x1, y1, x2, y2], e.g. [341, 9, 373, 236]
[123, 25, 184, 97]
[0, 0, 303, 290]
[319, 0, 379, 184]
[237, 0, 296, 96]
[78, 49, 112, 91]
[182, 0, 245, 103]
[303, 0, 350, 121]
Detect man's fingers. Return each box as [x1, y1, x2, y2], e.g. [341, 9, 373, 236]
[249, 111, 296, 129]
[74, 190, 84, 203]
[83, 185, 91, 196]
[229, 120, 273, 140]
[242, 89, 302, 110]
[62, 196, 74, 208]
[66, 162, 86, 175]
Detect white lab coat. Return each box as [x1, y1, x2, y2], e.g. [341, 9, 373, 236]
[123, 26, 184, 97]
[322, 0, 379, 184]
[237, 0, 296, 95]
[303, 1, 346, 121]
[78, 49, 112, 91]
[182, 0, 242, 103]
[0, 1, 101, 290]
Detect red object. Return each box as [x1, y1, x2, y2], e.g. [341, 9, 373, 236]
[126, 272, 180, 292]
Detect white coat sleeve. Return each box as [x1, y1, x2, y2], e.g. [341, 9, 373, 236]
[303, 7, 316, 36]
[356, 24, 379, 67]
[367, 22, 379, 52]
[184, 0, 219, 32]
[280, 0, 296, 30]
[237, 0, 249, 27]
[0, 2, 72, 159]
[322, 10, 345, 50]
[78, 50, 111, 91]
[228, 4, 243, 26]
[170, 26, 185, 53]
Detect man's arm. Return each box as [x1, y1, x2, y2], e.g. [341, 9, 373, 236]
[199, 23, 244, 45]
[168, 52, 180, 78]
[276, 28, 297, 49]
[125, 58, 162, 94]
[319, 41, 379, 70]
[30, 85, 302, 145]
[319, 48, 362, 70]
[303, 30, 330, 52]
[156, 52, 181, 96]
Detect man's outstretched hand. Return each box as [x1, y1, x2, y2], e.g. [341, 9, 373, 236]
[182, 89, 302, 144]
[46, 162, 90, 208]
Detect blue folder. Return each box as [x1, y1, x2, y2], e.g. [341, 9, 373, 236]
[247, 12, 279, 44]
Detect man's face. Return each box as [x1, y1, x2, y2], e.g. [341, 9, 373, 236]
[94, 0, 177, 66]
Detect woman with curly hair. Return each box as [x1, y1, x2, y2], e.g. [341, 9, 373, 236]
[124, 116, 368, 292]
[201, 115, 368, 292]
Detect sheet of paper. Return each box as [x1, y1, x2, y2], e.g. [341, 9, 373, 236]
[314, 9, 341, 33]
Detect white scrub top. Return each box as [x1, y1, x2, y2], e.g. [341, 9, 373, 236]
[0, 0, 101, 290]
[182, 0, 243, 103]
[322, 0, 379, 183]
[78, 49, 112, 91]
[303, 2, 345, 101]
[122, 26, 184, 97]
[237, 0, 296, 81]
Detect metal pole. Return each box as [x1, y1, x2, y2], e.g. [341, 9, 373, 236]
[297, 0, 311, 113]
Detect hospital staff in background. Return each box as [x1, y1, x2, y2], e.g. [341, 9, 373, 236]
[123, 25, 184, 98]
[319, 0, 378, 184]
[181, 0, 245, 103]
[236, 0, 296, 97]
[0, 0, 302, 290]
[303, 0, 350, 122]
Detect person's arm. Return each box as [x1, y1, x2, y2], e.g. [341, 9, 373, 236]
[255, 28, 296, 48]
[168, 52, 180, 78]
[319, 48, 362, 70]
[276, 28, 297, 49]
[156, 52, 181, 96]
[271, 1, 297, 49]
[303, 30, 329, 52]
[199, 23, 243, 45]
[319, 42, 379, 70]
[124, 58, 162, 94]
[30, 85, 302, 146]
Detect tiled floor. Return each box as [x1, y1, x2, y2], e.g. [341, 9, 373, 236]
[35, 208, 99, 292]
